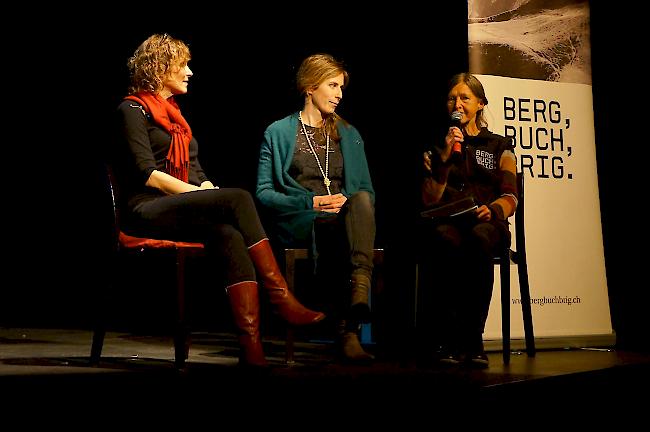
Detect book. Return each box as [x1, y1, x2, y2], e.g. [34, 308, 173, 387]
[420, 196, 478, 219]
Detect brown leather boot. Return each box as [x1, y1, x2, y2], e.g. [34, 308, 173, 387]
[350, 273, 371, 323]
[226, 281, 268, 367]
[248, 239, 325, 326]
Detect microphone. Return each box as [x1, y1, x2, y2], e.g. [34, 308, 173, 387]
[450, 111, 463, 157]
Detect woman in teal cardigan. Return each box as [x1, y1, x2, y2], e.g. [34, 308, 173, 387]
[256, 53, 376, 363]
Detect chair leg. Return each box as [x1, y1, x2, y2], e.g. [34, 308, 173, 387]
[90, 287, 108, 365]
[284, 249, 297, 364]
[174, 329, 190, 369]
[517, 254, 536, 357]
[515, 172, 535, 358]
[500, 252, 511, 365]
[174, 249, 190, 369]
[90, 328, 105, 365]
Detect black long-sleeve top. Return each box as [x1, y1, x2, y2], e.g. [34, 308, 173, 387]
[112, 99, 209, 213]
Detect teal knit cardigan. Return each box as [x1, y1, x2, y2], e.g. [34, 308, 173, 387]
[256, 112, 375, 246]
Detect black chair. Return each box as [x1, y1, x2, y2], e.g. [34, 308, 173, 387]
[283, 247, 385, 364]
[496, 172, 535, 364]
[416, 172, 535, 364]
[90, 166, 205, 369]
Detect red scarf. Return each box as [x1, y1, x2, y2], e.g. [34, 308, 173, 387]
[125, 92, 191, 182]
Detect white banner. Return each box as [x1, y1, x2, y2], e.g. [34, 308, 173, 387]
[468, 0, 613, 342]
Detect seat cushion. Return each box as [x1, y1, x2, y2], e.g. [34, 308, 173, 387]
[119, 231, 204, 250]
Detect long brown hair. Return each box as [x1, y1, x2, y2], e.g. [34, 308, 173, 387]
[127, 33, 191, 95]
[297, 53, 349, 141]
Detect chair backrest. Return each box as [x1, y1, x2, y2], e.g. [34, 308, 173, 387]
[104, 165, 121, 254]
[511, 172, 526, 262]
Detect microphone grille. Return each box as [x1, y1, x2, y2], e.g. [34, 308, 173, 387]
[451, 111, 462, 122]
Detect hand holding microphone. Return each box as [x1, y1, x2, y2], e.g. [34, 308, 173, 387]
[449, 111, 463, 159]
[428, 111, 464, 168]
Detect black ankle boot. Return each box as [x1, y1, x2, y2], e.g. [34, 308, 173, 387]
[350, 274, 371, 323]
[337, 320, 374, 364]
[462, 334, 489, 369]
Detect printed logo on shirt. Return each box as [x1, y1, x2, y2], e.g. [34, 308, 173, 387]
[475, 149, 495, 170]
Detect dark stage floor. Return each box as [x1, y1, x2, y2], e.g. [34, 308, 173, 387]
[1, 327, 648, 424]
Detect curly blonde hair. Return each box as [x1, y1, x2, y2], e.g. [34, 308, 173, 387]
[127, 34, 191, 94]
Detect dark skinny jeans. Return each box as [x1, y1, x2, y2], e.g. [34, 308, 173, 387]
[127, 188, 266, 286]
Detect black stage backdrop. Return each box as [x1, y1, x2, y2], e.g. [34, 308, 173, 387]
[3, 2, 647, 351]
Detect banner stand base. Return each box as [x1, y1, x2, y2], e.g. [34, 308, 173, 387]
[484, 333, 616, 352]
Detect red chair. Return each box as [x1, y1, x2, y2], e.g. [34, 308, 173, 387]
[90, 166, 204, 369]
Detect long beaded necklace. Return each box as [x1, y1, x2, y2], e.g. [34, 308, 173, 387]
[298, 111, 331, 195]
